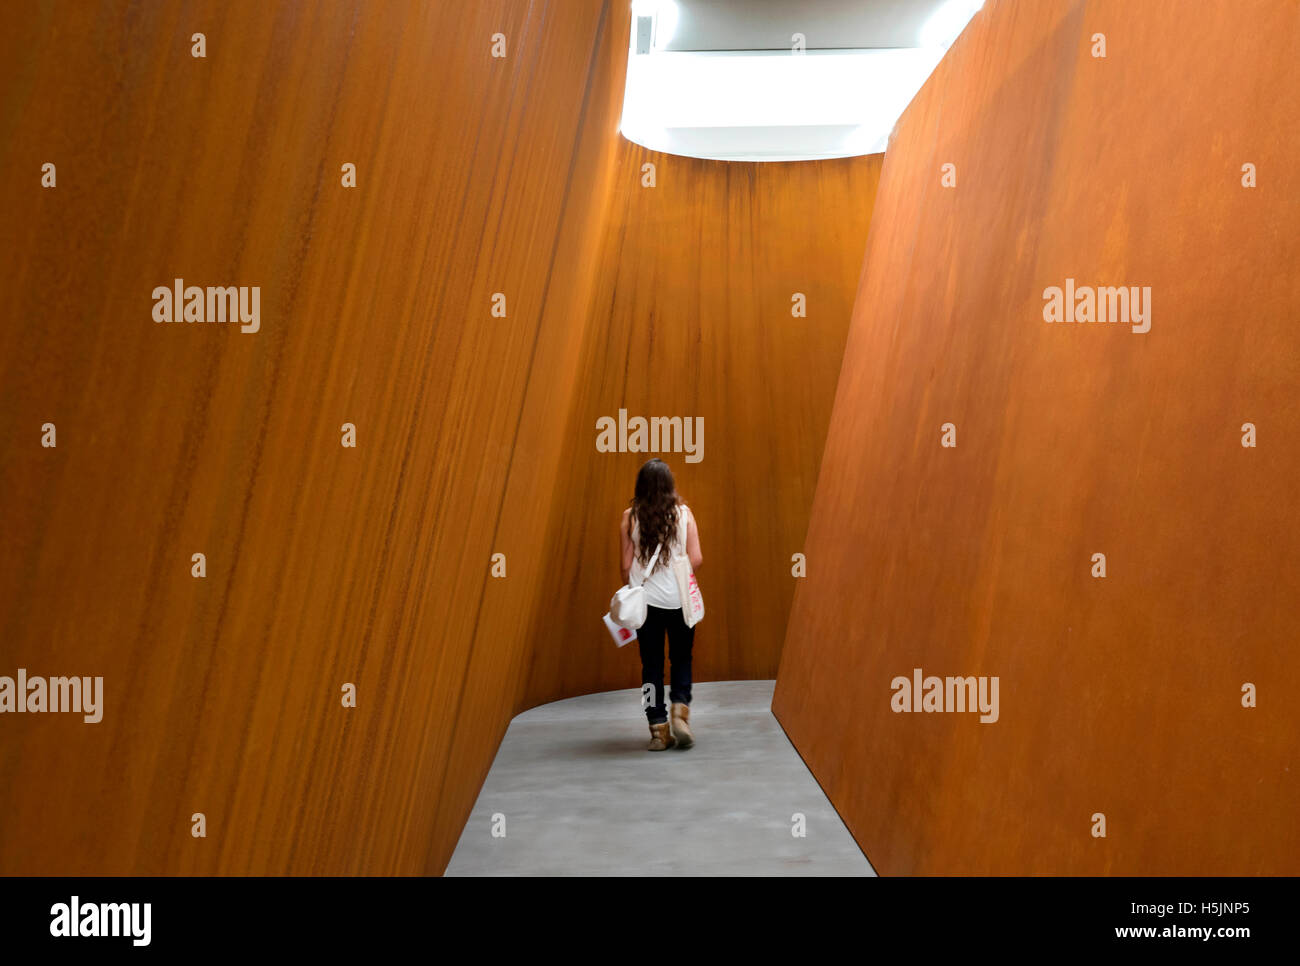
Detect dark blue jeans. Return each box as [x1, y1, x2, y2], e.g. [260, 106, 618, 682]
[638, 605, 694, 724]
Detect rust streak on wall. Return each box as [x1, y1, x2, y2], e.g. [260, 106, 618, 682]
[0, 0, 626, 876]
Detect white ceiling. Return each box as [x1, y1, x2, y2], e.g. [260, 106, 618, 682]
[621, 0, 985, 162]
[659, 0, 966, 51]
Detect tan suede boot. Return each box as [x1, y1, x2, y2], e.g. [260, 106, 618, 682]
[670, 702, 694, 749]
[647, 721, 675, 751]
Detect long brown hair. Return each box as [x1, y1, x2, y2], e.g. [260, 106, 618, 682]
[629, 458, 680, 573]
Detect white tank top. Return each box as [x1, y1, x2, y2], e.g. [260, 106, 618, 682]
[629, 504, 689, 609]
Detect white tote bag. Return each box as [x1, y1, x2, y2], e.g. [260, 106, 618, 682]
[609, 540, 662, 630]
[670, 505, 705, 627]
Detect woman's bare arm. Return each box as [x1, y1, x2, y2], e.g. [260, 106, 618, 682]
[686, 507, 703, 570]
[619, 508, 634, 584]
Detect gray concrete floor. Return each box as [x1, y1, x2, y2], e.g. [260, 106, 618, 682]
[446, 680, 876, 876]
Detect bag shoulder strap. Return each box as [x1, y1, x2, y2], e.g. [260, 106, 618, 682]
[629, 510, 663, 585]
[634, 541, 663, 586]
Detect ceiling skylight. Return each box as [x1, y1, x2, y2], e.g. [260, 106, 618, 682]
[619, 0, 984, 162]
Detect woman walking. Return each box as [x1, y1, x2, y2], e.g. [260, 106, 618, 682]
[619, 458, 703, 751]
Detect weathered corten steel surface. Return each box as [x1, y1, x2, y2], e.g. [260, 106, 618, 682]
[773, 0, 1300, 875]
[0, 0, 879, 873]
